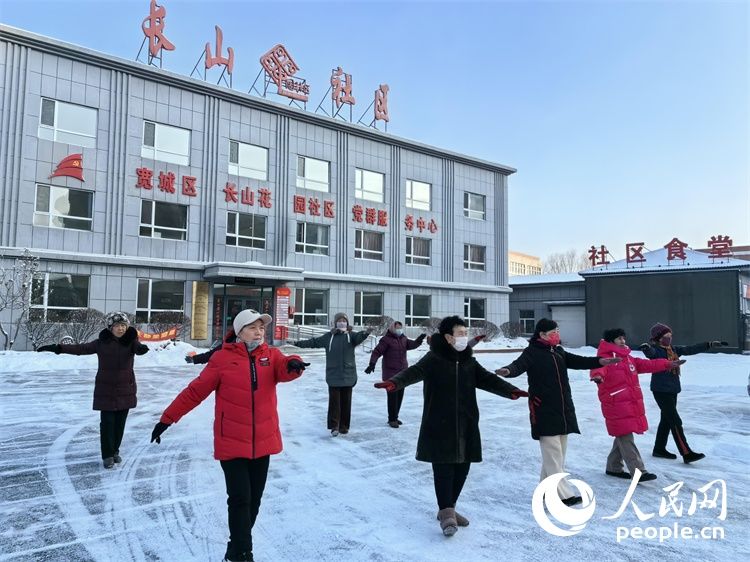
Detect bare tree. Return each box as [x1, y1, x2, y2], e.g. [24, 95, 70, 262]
[420, 317, 443, 335]
[364, 315, 394, 336]
[469, 320, 500, 341]
[0, 249, 40, 350]
[63, 308, 106, 344]
[542, 249, 590, 274]
[149, 311, 191, 339]
[500, 321, 523, 339]
[22, 318, 62, 350]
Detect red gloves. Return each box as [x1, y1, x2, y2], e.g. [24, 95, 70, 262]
[511, 390, 529, 400]
[374, 381, 396, 392]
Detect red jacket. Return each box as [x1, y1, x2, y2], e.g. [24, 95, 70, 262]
[161, 341, 302, 460]
[590, 340, 671, 437]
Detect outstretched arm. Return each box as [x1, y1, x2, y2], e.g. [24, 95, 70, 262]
[161, 363, 221, 424]
[384, 354, 431, 390]
[563, 350, 609, 371]
[497, 349, 532, 378]
[475, 361, 526, 399]
[58, 340, 99, 356]
[292, 333, 330, 349]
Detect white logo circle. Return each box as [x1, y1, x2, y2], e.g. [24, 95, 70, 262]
[531, 473, 596, 537]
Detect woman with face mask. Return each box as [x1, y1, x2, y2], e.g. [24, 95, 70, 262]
[292, 312, 371, 436]
[639, 322, 724, 464]
[496, 318, 620, 506]
[150, 309, 309, 562]
[374, 315, 528, 537]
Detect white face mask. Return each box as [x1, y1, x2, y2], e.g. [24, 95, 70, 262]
[336, 322, 348, 331]
[244, 340, 261, 352]
[393, 329, 403, 336]
[452, 336, 469, 352]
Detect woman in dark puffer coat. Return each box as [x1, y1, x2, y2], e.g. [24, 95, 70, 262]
[375, 315, 528, 537]
[37, 311, 148, 469]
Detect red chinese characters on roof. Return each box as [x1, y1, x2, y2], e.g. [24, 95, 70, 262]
[664, 237, 688, 261]
[625, 242, 646, 264]
[141, 0, 175, 58]
[205, 25, 234, 74]
[707, 235, 733, 259]
[260, 44, 309, 102]
[374, 84, 390, 122]
[588, 245, 610, 266]
[331, 67, 355, 108]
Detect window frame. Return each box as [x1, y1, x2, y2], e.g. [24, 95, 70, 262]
[354, 291, 383, 326]
[463, 297, 486, 327]
[405, 294, 431, 327]
[354, 229, 384, 261]
[33, 184, 94, 231]
[135, 278, 185, 323]
[139, 199, 189, 241]
[29, 272, 90, 322]
[38, 98, 97, 148]
[295, 222, 330, 256]
[463, 243, 486, 271]
[228, 140, 268, 181]
[520, 309, 535, 334]
[405, 236, 432, 266]
[296, 155, 330, 192]
[293, 288, 329, 326]
[405, 179, 431, 211]
[226, 211, 267, 249]
[463, 191, 486, 220]
[141, 120, 191, 166]
[355, 168, 385, 203]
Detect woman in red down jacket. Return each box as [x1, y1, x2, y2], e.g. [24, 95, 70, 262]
[590, 328, 684, 484]
[150, 309, 309, 562]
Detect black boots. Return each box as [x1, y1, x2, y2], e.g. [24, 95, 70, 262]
[605, 470, 631, 479]
[103, 457, 115, 469]
[652, 449, 677, 459]
[683, 451, 706, 464]
[639, 472, 657, 482]
[562, 496, 582, 506]
[223, 542, 253, 562]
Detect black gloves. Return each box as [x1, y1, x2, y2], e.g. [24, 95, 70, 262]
[37, 344, 61, 353]
[415, 334, 426, 344]
[364, 364, 376, 374]
[136, 343, 149, 355]
[184, 355, 194, 363]
[287, 359, 310, 374]
[151, 422, 171, 444]
[710, 340, 728, 348]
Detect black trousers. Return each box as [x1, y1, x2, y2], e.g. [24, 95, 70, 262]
[387, 388, 405, 422]
[327, 386, 352, 431]
[220, 456, 270, 555]
[652, 391, 692, 455]
[432, 462, 471, 510]
[100, 409, 129, 460]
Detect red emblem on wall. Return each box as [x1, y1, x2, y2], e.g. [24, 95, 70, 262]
[50, 154, 84, 182]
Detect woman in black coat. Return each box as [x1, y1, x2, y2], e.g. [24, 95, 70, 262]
[497, 318, 618, 505]
[38, 312, 148, 468]
[375, 315, 527, 537]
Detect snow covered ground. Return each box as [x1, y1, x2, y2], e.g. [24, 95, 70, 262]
[1, 341, 748, 561]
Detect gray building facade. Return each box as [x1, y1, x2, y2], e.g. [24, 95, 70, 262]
[0, 26, 515, 348]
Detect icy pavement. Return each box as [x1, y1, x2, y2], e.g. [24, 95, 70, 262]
[0, 345, 748, 561]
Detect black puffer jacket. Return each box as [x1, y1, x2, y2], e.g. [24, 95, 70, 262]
[642, 341, 709, 394]
[59, 327, 149, 411]
[389, 334, 522, 463]
[502, 338, 601, 440]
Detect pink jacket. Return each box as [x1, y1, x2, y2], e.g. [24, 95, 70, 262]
[590, 340, 671, 437]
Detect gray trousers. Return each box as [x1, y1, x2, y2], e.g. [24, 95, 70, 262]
[606, 433, 645, 474]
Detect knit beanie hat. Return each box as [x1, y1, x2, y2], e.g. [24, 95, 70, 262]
[533, 318, 557, 337]
[233, 309, 272, 335]
[106, 311, 129, 328]
[603, 328, 626, 343]
[333, 312, 349, 325]
[650, 322, 672, 341]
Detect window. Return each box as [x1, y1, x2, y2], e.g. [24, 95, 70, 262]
[354, 291, 383, 326]
[229, 140, 267, 180]
[295, 222, 329, 255]
[141, 121, 190, 166]
[226, 211, 266, 249]
[355, 168, 384, 202]
[296, 156, 329, 192]
[406, 237, 431, 266]
[34, 184, 93, 231]
[30, 273, 90, 321]
[136, 279, 184, 323]
[463, 192, 486, 220]
[463, 297, 486, 327]
[293, 288, 329, 325]
[140, 200, 188, 240]
[354, 230, 384, 261]
[464, 244, 486, 271]
[405, 294, 431, 327]
[38, 98, 97, 148]
[406, 180, 431, 211]
[520, 310, 535, 334]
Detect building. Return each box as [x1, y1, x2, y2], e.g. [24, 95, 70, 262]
[0, 25, 516, 349]
[508, 250, 542, 276]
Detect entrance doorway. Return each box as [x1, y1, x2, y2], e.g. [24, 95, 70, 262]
[212, 284, 275, 343]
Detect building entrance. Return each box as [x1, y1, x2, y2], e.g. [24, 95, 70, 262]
[212, 283, 275, 343]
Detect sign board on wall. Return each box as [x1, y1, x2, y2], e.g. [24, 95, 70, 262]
[191, 281, 210, 340]
[274, 287, 291, 340]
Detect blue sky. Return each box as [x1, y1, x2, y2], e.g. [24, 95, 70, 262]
[1, 0, 748, 261]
